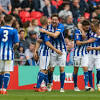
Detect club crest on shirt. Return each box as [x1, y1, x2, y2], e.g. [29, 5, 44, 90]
[76, 34, 79, 39]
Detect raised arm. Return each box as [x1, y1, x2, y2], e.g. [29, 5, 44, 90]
[76, 38, 96, 46]
[87, 46, 100, 51]
[39, 28, 60, 38]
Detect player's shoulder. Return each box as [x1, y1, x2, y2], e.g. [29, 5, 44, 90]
[58, 23, 64, 28]
[75, 29, 81, 34]
[0, 25, 17, 32]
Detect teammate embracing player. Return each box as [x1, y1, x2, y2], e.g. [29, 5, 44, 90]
[34, 16, 62, 92]
[73, 20, 92, 91]
[40, 14, 67, 92]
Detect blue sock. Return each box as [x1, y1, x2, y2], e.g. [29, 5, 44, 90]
[88, 71, 93, 88]
[0, 74, 3, 89]
[60, 72, 65, 88]
[3, 73, 10, 89]
[36, 72, 45, 88]
[48, 70, 53, 84]
[73, 73, 77, 87]
[44, 74, 49, 86]
[96, 69, 100, 84]
[84, 72, 89, 87]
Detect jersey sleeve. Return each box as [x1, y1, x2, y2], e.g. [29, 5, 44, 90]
[74, 30, 81, 41]
[43, 34, 50, 42]
[56, 24, 64, 33]
[96, 37, 100, 46]
[13, 29, 19, 44]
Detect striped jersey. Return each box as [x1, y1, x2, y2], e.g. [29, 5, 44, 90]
[47, 23, 66, 53]
[0, 25, 19, 60]
[38, 27, 50, 56]
[88, 30, 100, 55]
[74, 29, 88, 56]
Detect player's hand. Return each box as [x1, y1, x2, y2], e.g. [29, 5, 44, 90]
[87, 46, 93, 51]
[39, 28, 46, 33]
[55, 49, 62, 55]
[34, 51, 39, 61]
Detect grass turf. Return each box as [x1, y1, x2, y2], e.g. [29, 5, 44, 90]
[0, 90, 100, 100]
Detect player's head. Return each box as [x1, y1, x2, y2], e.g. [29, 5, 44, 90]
[81, 20, 90, 32]
[91, 20, 99, 32]
[4, 15, 13, 24]
[51, 14, 59, 27]
[40, 16, 48, 26]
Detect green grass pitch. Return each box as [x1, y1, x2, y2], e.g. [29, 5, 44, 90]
[0, 90, 100, 100]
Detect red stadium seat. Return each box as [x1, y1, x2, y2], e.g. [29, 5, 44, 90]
[19, 11, 30, 18]
[30, 11, 43, 19]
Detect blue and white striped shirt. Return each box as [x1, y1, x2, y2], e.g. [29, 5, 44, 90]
[88, 30, 100, 55]
[47, 23, 66, 53]
[0, 25, 19, 60]
[74, 29, 88, 57]
[38, 28, 50, 56]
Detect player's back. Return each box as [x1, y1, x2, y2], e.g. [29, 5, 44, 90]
[39, 28, 50, 56]
[0, 25, 19, 60]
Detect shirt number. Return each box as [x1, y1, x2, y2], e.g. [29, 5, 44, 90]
[2, 30, 8, 42]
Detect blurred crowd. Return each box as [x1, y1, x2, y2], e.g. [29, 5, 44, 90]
[1, 0, 100, 66]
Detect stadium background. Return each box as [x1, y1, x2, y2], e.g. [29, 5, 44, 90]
[8, 65, 96, 90]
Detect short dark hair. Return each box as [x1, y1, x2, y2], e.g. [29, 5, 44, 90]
[51, 13, 59, 19]
[4, 15, 13, 23]
[81, 20, 90, 26]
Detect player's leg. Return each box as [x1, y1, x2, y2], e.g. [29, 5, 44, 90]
[73, 67, 79, 91]
[59, 67, 65, 92]
[0, 60, 4, 94]
[0, 73, 3, 94]
[95, 56, 100, 91]
[2, 72, 10, 94]
[81, 55, 90, 90]
[88, 54, 94, 90]
[36, 55, 50, 92]
[47, 53, 57, 91]
[58, 51, 66, 92]
[73, 56, 80, 91]
[2, 60, 14, 94]
[48, 67, 54, 85]
[36, 56, 47, 90]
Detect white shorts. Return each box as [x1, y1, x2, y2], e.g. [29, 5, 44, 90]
[39, 55, 50, 70]
[0, 60, 14, 72]
[88, 54, 100, 71]
[50, 51, 66, 67]
[73, 55, 88, 67]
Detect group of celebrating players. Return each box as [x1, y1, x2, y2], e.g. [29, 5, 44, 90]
[0, 14, 100, 94]
[34, 14, 100, 92]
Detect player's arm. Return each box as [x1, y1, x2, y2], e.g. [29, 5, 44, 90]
[39, 28, 60, 38]
[87, 46, 100, 51]
[77, 23, 86, 39]
[45, 41, 62, 55]
[34, 39, 41, 61]
[77, 38, 96, 45]
[37, 38, 43, 43]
